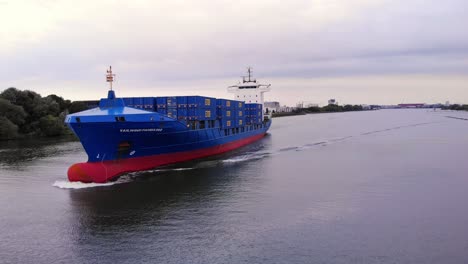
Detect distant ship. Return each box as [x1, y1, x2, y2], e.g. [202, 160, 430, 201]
[65, 67, 272, 183]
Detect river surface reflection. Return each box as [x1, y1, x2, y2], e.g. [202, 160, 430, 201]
[1, 109, 468, 263]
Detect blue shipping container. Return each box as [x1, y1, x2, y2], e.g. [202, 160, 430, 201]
[177, 109, 188, 117]
[246, 115, 262, 125]
[245, 103, 262, 109]
[156, 109, 167, 115]
[188, 108, 215, 120]
[156, 97, 167, 109]
[167, 96, 177, 107]
[188, 96, 215, 108]
[133, 97, 144, 107]
[123, 98, 134, 107]
[143, 97, 154, 105]
[216, 99, 234, 108]
[143, 97, 155, 111]
[236, 117, 246, 127]
[236, 101, 245, 109]
[176, 96, 188, 108]
[167, 108, 177, 119]
[220, 119, 234, 128]
[217, 109, 233, 118]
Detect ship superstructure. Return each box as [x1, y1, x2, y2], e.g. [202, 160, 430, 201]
[228, 67, 271, 117]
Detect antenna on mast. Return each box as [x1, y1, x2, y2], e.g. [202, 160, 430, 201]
[242, 67, 256, 83]
[106, 66, 115, 90]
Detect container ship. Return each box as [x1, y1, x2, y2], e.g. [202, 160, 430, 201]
[65, 67, 272, 183]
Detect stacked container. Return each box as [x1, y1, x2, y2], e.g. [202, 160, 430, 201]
[245, 103, 263, 125]
[133, 97, 144, 109]
[156, 97, 167, 115]
[123, 97, 154, 111]
[143, 97, 155, 111]
[217, 99, 246, 128]
[153, 96, 252, 128]
[235, 101, 246, 127]
[166, 97, 178, 119]
[176, 96, 188, 122]
[216, 99, 234, 128]
[187, 96, 216, 121]
[123, 97, 134, 108]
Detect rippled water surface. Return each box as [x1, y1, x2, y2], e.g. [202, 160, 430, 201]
[1, 109, 468, 264]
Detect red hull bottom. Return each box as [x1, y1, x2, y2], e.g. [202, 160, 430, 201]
[68, 133, 266, 183]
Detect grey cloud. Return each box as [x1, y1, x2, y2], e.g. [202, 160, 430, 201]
[1, 0, 468, 104]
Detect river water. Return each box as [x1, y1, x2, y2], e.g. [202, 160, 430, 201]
[1, 109, 468, 264]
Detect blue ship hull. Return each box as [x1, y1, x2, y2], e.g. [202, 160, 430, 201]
[66, 91, 271, 183]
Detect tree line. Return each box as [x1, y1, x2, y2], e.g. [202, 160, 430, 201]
[0, 88, 89, 140]
[441, 104, 468, 111]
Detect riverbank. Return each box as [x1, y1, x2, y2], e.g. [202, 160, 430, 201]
[272, 104, 366, 118]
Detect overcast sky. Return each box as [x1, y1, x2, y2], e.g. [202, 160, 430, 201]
[1, 0, 467, 106]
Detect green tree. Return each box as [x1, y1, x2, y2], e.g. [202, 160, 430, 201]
[0, 116, 19, 140]
[47, 94, 71, 112]
[352, 105, 363, 111]
[0, 98, 27, 126]
[323, 104, 343, 112]
[39, 115, 65, 137]
[68, 101, 89, 114]
[31, 97, 60, 119]
[306, 106, 321, 113]
[0, 87, 20, 102]
[343, 104, 353, 111]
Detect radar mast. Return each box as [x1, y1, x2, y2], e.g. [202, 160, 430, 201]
[106, 66, 115, 90]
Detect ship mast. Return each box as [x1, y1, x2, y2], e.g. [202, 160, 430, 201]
[106, 66, 115, 90]
[242, 66, 256, 83]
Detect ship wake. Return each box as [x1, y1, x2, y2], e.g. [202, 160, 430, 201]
[52, 175, 132, 189]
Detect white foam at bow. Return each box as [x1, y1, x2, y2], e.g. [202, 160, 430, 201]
[52, 176, 131, 189]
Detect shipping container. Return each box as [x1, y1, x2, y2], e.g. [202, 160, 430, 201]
[156, 109, 167, 115]
[123, 98, 134, 107]
[176, 108, 188, 122]
[156, 97, 167, 109]
[176, 96, 188, 108]
[141, 97, 154, 111]
[220, 119, 234, 128]
[133, 97, 144, 108]
[188, 108, 215, 120]
[217, 109, 233, 118]
[143, 97, 154, 106]
[166, 96, 177, 107]
[236, 117, 246, 127]
[177, 108, 188, 117]
[188, 96, 215, 108]
[167, 108, 178, 119]
[245, 103, 262, 110]
[216, 99, 233, 108]
[246, 115, 262, 125]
